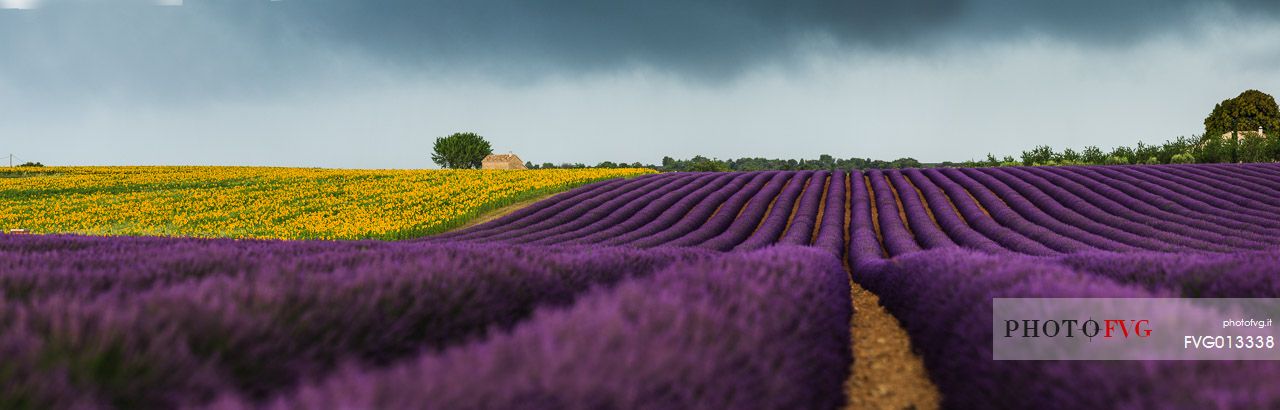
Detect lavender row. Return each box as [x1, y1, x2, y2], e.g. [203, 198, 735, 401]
[698, 172, 797, 251]
[848, 170, 885, 265]
[1017, 167, 1271, 249]
[1188, 164, 1280, 211]
[431, 176, 636, 242]
[777, 171, 829, 246]
[1082, 165, 1280, 232]
[1056, 166, 1280, 240]
[1149, 165, 1280, 214]
[811, 170, 847, 255]
[919, 169, 1058, 255]
[551, 173, 725, 245]
[882, 170, 956, 250]
[518, 173, 704, 245]
[218, 246, 852, 410]
[628, 172, 769, 248]
[963, 168, 1153, 252]
[1039, 164, 1280, 244]
[663, 172, 783, 248]
[1152, 165, 1280, 231]
[0, 235, 699, 300]
[865, 169, 923, 255]
[733, 171, 813, 250]
[899, 169, 1008, 253]
[589, 173, 740, 246]
[0, 236, 709, 408]
[1101, 165, 1280, 232]
[1126, 165, 1280, 224]
[995, 167, 1248, 251]
[940, 168, 1094, 253]
[606, 173, 755, 247]
[1230, 162, 1280, 181]
[467, 172, 675, 243]
[1239, 162, 1280, 177]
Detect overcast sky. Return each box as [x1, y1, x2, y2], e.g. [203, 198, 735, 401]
[3, 0, 1279, 168]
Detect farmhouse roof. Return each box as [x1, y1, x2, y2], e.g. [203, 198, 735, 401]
[484, 154, 522, 162]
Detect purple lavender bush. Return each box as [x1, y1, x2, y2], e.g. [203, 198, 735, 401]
[214, 246, 852, 410]
[0, 235, 711, 408]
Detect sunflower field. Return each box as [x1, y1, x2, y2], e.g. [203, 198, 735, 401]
[0, 166, 652, 240]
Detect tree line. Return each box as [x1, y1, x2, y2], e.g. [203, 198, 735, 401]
[432, 132, 927, 171]
[525, 155, 926, 171]
[434, 89, 1278, 171]
[656, 155, 924, 171]
[968, 89, 1280, 167]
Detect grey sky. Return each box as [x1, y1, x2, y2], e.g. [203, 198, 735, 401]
[2, 1, 1279, 168]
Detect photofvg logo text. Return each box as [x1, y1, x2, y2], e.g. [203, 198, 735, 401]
[993, 298, 1280, 360]
[1004, 319, 1151, 339]
[1185, 318, 1275, 350]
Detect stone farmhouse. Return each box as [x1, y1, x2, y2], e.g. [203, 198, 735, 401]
[482, 154, 527, 170]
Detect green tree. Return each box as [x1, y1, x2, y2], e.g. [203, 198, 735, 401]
[1021, 145, 1056, 166]
[1155, 136, 1194, 164]
[1081, 146, 1106, 164]
[1197, 137, 1231, 163]
[817, 154, 836, 169]
[1108, 146, 1136, 164]
[688, 156, 730, 172]
[431, 132, 493, 169]
[1134, 142, 1160, 164]
[1204, 90, 1280, 140]
[664, 156, 691, 171]
[1058, 148, 1081, 164]
[1239, 134, 1273, 163]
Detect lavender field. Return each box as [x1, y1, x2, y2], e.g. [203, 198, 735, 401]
[4, 163, 1280, 409]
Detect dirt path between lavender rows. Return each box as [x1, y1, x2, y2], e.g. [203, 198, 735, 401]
[845, 279, 941, 410]
[449, 192, 559, 232]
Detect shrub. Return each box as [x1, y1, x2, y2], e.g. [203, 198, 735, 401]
[1104, 155, 1129, 165]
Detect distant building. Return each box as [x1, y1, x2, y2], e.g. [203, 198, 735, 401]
[1219, 127, 1266, 140]
[482, 154, 527, 170]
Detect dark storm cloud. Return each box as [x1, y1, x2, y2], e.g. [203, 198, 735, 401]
[956, 0, 1280, 45]
[1, 0, 1277, 103]
[251, 0, 963, 78]
[216, 0, 1279, 77]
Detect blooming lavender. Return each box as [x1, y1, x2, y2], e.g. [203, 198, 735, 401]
[0, 236, 713, 408]
[6, 163, 1280, 409]
[214, 246, 851, 410]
